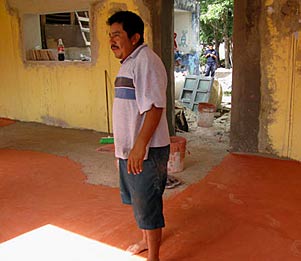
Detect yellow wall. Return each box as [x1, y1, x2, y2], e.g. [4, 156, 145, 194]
[0, 0, 151, 133]
[259, 1, 301, 161]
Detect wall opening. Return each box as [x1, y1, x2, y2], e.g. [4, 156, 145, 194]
[23, 10, 91, 62]
[174, 0, 233, 151]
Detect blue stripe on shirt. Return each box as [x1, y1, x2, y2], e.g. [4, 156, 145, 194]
[115, 88, 136, 100]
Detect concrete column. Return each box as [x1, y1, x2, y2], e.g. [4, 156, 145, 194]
[230, 0, 261, 152]
[150, 0, 175, 136]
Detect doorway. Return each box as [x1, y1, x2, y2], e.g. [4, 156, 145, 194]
[173, 0, 233, 152]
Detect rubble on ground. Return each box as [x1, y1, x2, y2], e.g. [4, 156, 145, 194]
[174, 68, 232, 147]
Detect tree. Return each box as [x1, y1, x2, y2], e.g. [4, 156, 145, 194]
[199, 0, 234, 69]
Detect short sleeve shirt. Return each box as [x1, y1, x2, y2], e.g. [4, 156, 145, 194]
[112, 44, 170, 159]
[205, 49, 218, 64]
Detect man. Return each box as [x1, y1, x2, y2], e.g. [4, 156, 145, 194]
[107, 11, 170, 261]
[204, 43, 218, 77]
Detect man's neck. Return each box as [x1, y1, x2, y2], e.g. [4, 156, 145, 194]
[121, 43, 143, 63]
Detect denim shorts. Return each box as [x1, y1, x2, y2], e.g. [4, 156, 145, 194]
[119, 145, 170, 230]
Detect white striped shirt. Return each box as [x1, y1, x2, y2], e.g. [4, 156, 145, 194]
[112, 44, 170, 159]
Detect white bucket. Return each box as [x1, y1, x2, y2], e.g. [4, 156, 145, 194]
[167, 136, 186, 173]
[197, 103, 216, 127]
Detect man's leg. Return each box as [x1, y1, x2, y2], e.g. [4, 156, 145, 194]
[146, 228, 162, 261]
[126, 228, 162, 261]
[126, 230, 148, 254]
[204, 63, 210, 76]
[126, 146, 169, 260]
[211, 63, 217, 77]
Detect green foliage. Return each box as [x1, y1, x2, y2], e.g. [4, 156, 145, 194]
[199, 0, 234, 45]
[199, 55, 207, 67]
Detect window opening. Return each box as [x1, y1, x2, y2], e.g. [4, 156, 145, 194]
[24, 11, 91, 62]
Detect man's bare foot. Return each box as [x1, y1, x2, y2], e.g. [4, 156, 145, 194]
[126, 240, 148, 255]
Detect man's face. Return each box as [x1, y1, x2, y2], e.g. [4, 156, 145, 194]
[208, 45, 213, 50]
[109, 22, 136, 60]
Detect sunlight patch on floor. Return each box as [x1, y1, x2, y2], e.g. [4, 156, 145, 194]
[0, 224, 145, 261]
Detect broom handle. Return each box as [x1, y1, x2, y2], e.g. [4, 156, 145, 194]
[104, 70, 110, 134]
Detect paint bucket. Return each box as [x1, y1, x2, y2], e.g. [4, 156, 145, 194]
[197, 103, 216, 127]
[168, 136, 186, 173]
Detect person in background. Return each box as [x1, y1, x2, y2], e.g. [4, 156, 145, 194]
[204, 43, 218, 77]
[107, 11, 170, 261]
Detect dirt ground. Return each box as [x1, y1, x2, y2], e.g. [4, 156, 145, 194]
[0, 113, 230, 198]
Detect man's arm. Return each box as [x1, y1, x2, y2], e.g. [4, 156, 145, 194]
[127, 105, 163, 174]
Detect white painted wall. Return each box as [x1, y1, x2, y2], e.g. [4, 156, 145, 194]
[174, 10, 197, 53]
[23, 14, 41, 50]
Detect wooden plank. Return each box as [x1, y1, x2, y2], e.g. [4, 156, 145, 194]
[77, 16, 89, 22]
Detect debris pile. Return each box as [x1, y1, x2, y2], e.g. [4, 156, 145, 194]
[174, 68, 232, 146]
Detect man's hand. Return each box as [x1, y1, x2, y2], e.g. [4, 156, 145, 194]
[127, 105, 163, 175]
[127, 141, 146, 175]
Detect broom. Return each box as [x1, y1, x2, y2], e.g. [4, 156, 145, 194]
[99, 70, 114, 144]
[99, 136, 114, 144]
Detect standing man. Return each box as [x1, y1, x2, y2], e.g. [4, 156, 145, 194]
[204, 43, 218, 77]
[107, 11, 170, 261]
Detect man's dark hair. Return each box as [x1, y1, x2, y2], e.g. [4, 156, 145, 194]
[107, 11, 144, 45]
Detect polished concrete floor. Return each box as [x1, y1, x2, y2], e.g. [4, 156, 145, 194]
[1, 119, 301, 260]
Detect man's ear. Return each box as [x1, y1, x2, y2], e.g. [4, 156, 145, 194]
[131, 33, 141, 46]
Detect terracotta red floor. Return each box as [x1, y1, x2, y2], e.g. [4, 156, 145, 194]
[1, 119, 301, 260]
[0, 118, 15, 127]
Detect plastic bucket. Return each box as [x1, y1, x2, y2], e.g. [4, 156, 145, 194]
[168, 136, 186, 173]
[197, 102, 216, 127]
